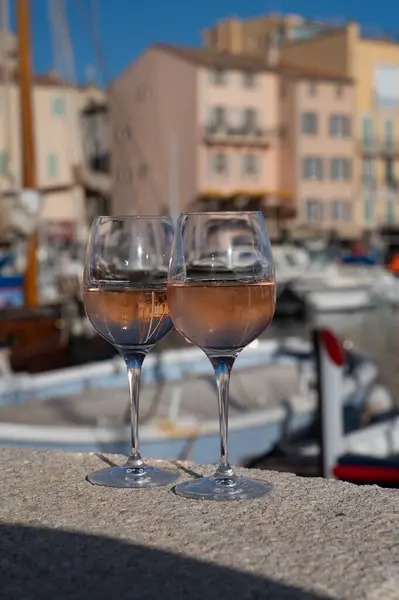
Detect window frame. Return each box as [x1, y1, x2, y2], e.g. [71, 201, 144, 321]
[242, 153, 259, 176]
[303, 156, 323, 180]
[242, 71, 257, 89]
[47, 153, 58, 179]
[302, 112, 318, 135]
[210, 68, 227, 86]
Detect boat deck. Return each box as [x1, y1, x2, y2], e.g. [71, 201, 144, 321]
[0, 362, 311, 427]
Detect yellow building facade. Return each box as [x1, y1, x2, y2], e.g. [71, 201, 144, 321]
[280, 22, 399, 231]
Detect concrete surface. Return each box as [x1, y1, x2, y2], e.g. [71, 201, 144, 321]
[0, 447, 398, 600]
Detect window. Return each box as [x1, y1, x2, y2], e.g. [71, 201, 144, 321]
[308, 81, 317, 96]
[0, 150, 7, 174]
[331, 200, 352, 222]
[242, 72, 256, 88]
[303, 157, 323, 180]
[385, 158, 396, 188]
[306, 200, 323, 222]
[116, 167, 133, 183]
[364, 190, 374, 224]
[115, 125, 131, 141]
[243, 154, 259, 176]
[386, 199, 395, 224]
[47, 153, 58, 179]
[210, 68, 227, 85]
[361, 115, 373, 146]
[384, 118, 394, 148]
[52, 97, 64, 116]
[362, 158, 375, 188]
[336, 85, 344, 99]
[374, 65, 399, 109]
[208, 105, 227, 128]
[302, 112, 318, 135]
[242, 107, 257, 129]
[211, 153, 228, 175]
[331, 200, 339, 221]
[329, 115, 351, 137]
[331, 157, 352, 181]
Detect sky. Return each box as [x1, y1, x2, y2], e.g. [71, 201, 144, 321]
[8, 0, 399, 86]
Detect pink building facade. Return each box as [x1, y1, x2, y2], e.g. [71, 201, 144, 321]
[110, 45, 357, 237]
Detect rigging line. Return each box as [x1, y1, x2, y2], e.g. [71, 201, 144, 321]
[47, 0, 78, 171]
[47, 0, 66, 78]
[74, 0, 164, 208]
[0, 0, 15, 186]
[56, 0, 81, 166]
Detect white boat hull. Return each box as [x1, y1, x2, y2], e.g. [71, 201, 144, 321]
[0, 405, 315, 465]
[307, 288, 373, 312]
[0, 337, 382, 465]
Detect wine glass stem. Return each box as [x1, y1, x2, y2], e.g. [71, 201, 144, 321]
[126, 354, 145, 467]
[211, 357, 236, 478]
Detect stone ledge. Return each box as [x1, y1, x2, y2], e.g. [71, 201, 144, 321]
[1, 447, 399, 599]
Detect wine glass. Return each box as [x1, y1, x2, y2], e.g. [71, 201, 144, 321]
[83, 215, 179, 488]
[168, 211, 276, 501]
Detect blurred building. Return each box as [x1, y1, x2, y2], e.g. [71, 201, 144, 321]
[202, 13, 344, 55]
[0, 73, 110, 241]
[276, 21, 399, 231]
[280, 70, 356, 238]
[109, 44, 356, 237]
[204, 14, 399, 232]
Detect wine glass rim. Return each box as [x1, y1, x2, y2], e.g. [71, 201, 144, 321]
[180, 211, 262, 216]
[94, 215, 172, 220]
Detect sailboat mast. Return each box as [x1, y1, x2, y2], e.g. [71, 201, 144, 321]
[17, 0, 37, 308]
[17, 0, 35, 188]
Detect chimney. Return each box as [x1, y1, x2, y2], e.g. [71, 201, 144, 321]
[267, 32, 280, 67]
[47, 68, 59, 80]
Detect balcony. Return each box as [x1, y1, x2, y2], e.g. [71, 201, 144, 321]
[359, 138, 399, 156]
[203, 123, 281, 147]
[380, 140, 399, 156]
[361, 177, 399, 196]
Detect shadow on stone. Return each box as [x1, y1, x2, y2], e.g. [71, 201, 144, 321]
[0, 523, 330, 600]
[92, 452, 118, 468]
[172, 460, 202, 479]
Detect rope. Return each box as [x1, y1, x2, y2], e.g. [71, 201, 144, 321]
[74, 0, 165, 210]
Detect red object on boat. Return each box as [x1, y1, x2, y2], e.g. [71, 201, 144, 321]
[333, 464, 399, 484]
[333, 454, 399, 487]
[388, 254, 399, 274]
[321, 329, 344, 367]
[352, 241, 365, 256]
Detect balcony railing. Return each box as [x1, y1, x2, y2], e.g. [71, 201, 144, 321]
[360, 138, 399, 156]
[203, 123, 282, 147]
[381, 140, 399, 156]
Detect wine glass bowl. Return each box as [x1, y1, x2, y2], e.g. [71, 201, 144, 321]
[83, 215, 179, 488]
[168, 211, 275, 500]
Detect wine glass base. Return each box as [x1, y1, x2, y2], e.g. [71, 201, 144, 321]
[174, 475, 274, 501]
[87, 464, 180, 488]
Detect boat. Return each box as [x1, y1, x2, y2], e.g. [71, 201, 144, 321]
[274, 244, 399, 313]
[303, 283, 373, 313]
[333, 454, 399, 488]
[0, 334, 388, 464]
[244, 329, 399, 485]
